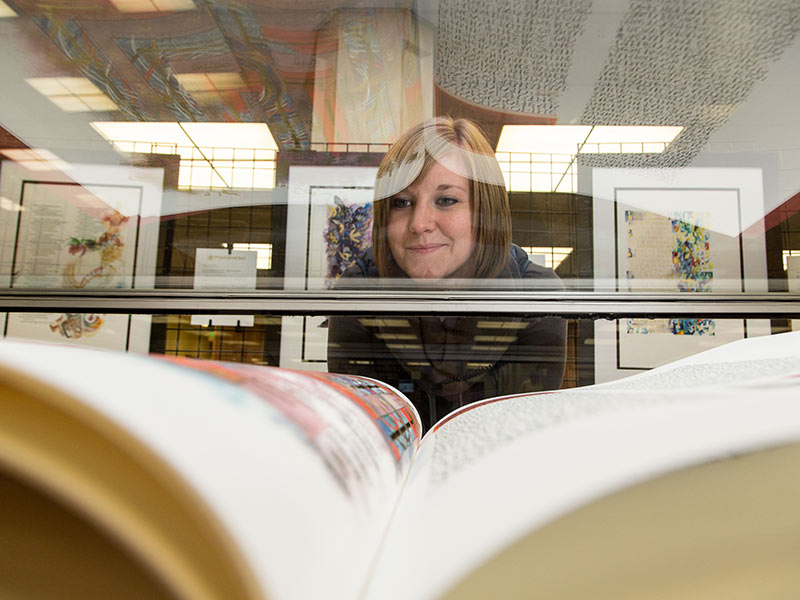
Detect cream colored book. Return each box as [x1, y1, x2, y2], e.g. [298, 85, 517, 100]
[1, 332, 800, 600]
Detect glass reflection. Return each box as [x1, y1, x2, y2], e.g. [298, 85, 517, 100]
[0, 0, 797, 299]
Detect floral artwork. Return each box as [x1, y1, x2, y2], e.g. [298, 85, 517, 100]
[49, 313, 104, 340]
[323, 196, 373, 287]
[52, 209, 130, 339]
[62, 210, 129, 289]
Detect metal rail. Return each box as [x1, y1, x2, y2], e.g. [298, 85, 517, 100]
[1, 290, 799, 318]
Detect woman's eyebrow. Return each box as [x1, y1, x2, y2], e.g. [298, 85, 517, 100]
[436, 183, 468, 192]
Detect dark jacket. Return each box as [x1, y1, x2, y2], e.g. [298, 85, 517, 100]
[327, 245, 567, 431]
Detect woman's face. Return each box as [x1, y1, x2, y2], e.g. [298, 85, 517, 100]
[386, 157, 474, 280]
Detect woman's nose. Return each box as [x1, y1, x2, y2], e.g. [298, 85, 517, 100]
[408, 201, 435, 233]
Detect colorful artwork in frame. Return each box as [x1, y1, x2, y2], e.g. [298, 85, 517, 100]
[614, 189, 747, 371]
[591, 167, 770, 381]
[0, 161, 164, 352]
[307, 186, 375, 290]
[282, 166, 378, 371]
[323, 196, 373, 285]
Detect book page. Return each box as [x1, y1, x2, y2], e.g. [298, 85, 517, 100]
[363, 331, 800, 600]
[0, 342, 420, 600]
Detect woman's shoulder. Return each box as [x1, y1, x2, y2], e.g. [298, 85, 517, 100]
[510, 244, 565, 289]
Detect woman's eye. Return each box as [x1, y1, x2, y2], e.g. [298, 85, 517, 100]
[436, 196, 459, 207]
[391, 197, 412, 209]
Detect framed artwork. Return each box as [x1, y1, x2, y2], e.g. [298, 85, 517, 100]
[615, 188, 744, 293]
[590, 166, 770, 382]
[0, 161, 164, 352]
[306, 186, 374, 289]
[10, 181, 141, 289]
[4, 312, 134, 351]
[281, 166, 378, 370]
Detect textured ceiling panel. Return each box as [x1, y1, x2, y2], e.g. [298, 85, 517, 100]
[436, 0, 592, 116]
[580, 0, 800, 168]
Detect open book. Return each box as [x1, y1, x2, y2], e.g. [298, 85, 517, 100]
[1, 331, 800, 600]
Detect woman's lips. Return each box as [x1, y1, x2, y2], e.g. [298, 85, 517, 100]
[406, 244, 446, 254]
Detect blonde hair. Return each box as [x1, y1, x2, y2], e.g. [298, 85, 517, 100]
[372, 117, 511, 279]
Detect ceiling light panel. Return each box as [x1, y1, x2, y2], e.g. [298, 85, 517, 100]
[179, 123, 278, 150]
[0, 1, 16, 17]
[91, 122, 188, 147]
[175, 72, 245, 92]
[496, 124, 684, 192]
[174, 72, 248, 106]
[91, 122, 277, 190]
[26, 77, 118, 113]
[110, 0, 195, 13]
[496, 125, 592, 154]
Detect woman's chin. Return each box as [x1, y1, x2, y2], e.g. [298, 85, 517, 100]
[407, 269, 451, 282]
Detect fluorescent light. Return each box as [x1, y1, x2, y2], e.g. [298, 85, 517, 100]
[375, 333, 418, 340]
[180, 123, 277, 150]
[497, 125, 592, 154]
[496, 125, 682, 154]
[581, 126, 684, 153]
[91, 122, 278, 190]
[91, 122, 187, 146]
[176, 73, 245, 92]
[110, 0, 195, 12]
[585, 126, 683, 144]
[496, 125, 684, 192]
[474, 335, 517, 342]
[358, 318, 411, 328]
[26, 77, 118, 113]
[92, 122, 277, 151]
[174, 72, 247, 106]
[0, 1, 16, 17]
[476, 321, 529, 329]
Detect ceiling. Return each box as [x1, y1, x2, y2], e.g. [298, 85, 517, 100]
[0, 0, 799, 207]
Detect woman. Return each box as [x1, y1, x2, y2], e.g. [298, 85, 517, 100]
[328, 117, 566, 431]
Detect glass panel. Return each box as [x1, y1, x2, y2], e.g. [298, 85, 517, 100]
[0, 1, 798, 360]
[3, 310, 793, 430]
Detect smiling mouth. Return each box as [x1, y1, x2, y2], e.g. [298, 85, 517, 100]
[407, 244, 446, 253]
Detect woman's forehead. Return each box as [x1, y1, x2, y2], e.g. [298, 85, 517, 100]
[398, 153, 470, 194]
[429, 152, 467, 177]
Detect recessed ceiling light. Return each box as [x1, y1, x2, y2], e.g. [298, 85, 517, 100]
[174, 72, 246, 92]
[496, 125, 683, 154]
[0, 1, 16, 17]
[91, 121, 278, 150]
[496, 125, 684, 192]
[91, 122, 278, 190]
[26, 77, 118, 113]
[109, 0, 195, 13]
[174, 72, 248, 106]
